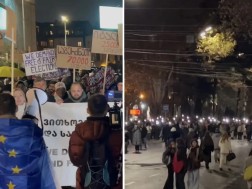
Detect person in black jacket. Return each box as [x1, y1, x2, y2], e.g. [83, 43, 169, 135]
[174, 138, 187, 189]
[141, 125, 148, 150]
[200, 131, 214, 171]
[163, 139, 176, 189]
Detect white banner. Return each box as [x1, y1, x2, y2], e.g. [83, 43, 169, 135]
[56, 45, 91, 70]
[42, 103, 88, 186]
[91, 30, 122, 55]
[23, 49, 57, 76]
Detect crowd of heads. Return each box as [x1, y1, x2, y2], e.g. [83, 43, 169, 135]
[0, 73, 122, 118]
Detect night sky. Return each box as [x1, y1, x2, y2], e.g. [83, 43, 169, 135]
[35, 0, 122, 27]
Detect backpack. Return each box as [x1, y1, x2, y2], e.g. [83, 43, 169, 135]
[81, 138, 117, 189]
[173, 152, 184, 173]
[162, 151, 171, 165]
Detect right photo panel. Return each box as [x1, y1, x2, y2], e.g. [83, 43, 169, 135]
[125, 0, 252, 189]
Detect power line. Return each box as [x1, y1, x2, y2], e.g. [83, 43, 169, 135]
[125, 50, 204, 56]
[126, 62, 242, 80]
[127, 61, 238, 73]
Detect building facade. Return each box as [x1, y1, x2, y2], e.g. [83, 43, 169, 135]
[36, 20, 93, 50]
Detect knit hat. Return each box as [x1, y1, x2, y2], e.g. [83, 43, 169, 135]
[55, 82, 66, 90]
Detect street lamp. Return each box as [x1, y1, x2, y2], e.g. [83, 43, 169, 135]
[200, 26, 213, 39]
[61, 16, 68, 46]
[139, 94, 144, 100]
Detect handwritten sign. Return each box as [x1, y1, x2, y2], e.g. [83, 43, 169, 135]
[42, 102, 113, 186]
[81, 66, 116, 95]
[23, 49, 57, 76]
[56, 45, 91, 70]
[91, 30, 122, 55]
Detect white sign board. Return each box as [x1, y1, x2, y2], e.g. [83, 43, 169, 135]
[42, 103, 86, 186]
[23, 49, 57, 76]
[91, 30, 122, 55]
[41, 102, 113, 186]
[56, 45, 91, 70]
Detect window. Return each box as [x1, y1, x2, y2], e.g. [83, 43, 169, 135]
[50, 31, 53, 35]
[78, 41, 82, 47]
[40, 41, 47, 47]
[50, 24, 54, 27]
[66, 30, 70, 35]
[49, 40, 54, 47]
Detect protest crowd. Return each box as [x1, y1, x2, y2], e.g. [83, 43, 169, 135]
[125, 115, 252, 189]
[0, 65, 123, 189]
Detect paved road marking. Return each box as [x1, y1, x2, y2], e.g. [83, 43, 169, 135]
[149, 173, 160, 177]
[125, 182, 135, 186]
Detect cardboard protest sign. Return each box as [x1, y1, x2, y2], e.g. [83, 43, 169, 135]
[56, 45, 91, 70]
[91, 30, 122, 55]
[23, 49, 57, 76]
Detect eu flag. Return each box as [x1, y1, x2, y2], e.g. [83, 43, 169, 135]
[0, 118, 56, 189]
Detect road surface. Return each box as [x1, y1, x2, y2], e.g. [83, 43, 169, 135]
[125, 139, 250, 189]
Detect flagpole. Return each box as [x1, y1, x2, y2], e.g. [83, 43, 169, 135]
[11, 28, 14, 95]
[102, 54, 109, 94]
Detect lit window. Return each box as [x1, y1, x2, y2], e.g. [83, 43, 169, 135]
[50, 31, 53, 35]
[40, 41, 47, 47]
[78, 41, 82, 47]
[50, 24, 54, 27]
[66, 30, 70, 35]
[49, 40, 54, 47]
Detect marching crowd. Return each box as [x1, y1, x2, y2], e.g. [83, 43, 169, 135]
[125, 118, 252, 189]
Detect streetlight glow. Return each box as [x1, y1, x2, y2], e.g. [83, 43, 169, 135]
[61, 16, 68, 23]
[200, 32, 206, 38]
[61, 15, 69, 46]
[205, 26, 212, 32]
[140, 103, 146, 110]
[139, 94, 144, 99]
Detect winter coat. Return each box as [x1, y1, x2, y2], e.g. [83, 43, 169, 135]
[163, 147, 176, 165]
[219, 138, 232, 154]
[200, 134, 214, 162]
[68, 117, 121, 189]
[187, 147, 201, 171]
[162, 125, 170, 142]
[186, 131, 197, 149]
[141, 126, 148, 139]
[132, 125, 142, 145]
[212, 133, 221, 150]
[237, 124, 245, 133]
[64, 91, 88, 103]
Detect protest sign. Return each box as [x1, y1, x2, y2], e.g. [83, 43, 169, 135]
[42, 68, 71, 80]
[42, 103, 85, 186]
[41, 102, 114, 186]
[81, 66, 116, 95]
[56, 45, 91, 70]
[23, 49, 57, 76]
[91, 30, 122, 55]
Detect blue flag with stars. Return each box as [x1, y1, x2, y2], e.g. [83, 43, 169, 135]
[0, 118, 56, 189]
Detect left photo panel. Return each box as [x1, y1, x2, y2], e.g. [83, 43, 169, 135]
[0, 0, 123, 189]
